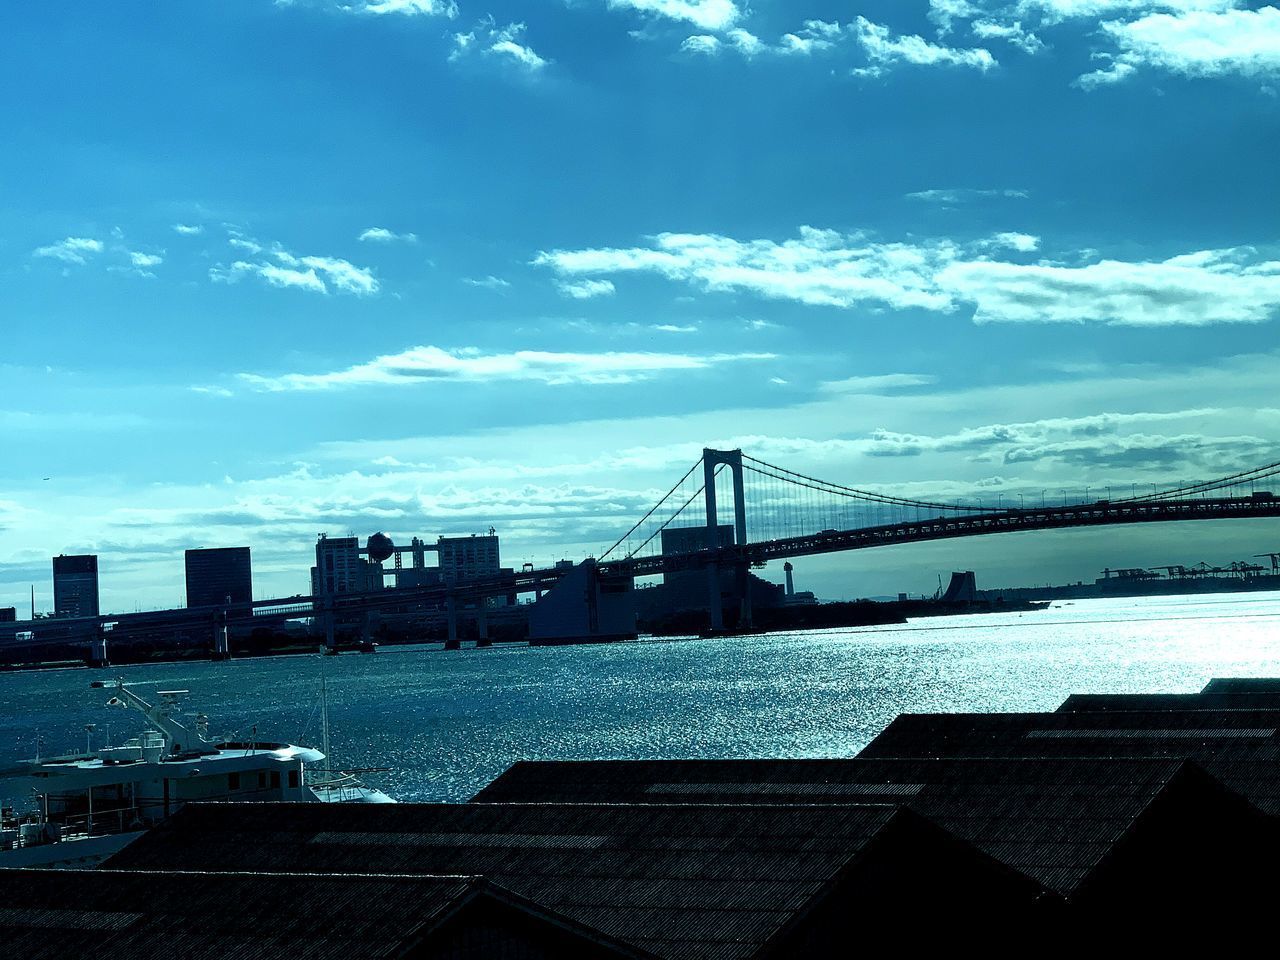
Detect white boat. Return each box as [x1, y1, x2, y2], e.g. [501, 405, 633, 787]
[0, 677, 393, 868]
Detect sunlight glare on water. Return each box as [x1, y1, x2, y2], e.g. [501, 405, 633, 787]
[2, 591, 1278, 802]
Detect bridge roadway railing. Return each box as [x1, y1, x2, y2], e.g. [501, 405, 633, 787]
[603, 494, 1280, 578]
[9, 494, 1278, 647]
[8, 566, 574, 646]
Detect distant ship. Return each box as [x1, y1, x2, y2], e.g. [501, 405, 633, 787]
[0, 677, 393, 868]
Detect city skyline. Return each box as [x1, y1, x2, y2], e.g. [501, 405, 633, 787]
[4, 0, 1280, 608]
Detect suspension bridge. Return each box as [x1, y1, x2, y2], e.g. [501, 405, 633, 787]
[5, 448, 1280, 655]
[585, 448, 1280, 634]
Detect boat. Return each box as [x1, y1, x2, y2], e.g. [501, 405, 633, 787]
[0, 677, 393, 868]
[304, 676, 394, 803]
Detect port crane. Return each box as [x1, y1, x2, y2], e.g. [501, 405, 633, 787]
[1256, 553, 1280, 574]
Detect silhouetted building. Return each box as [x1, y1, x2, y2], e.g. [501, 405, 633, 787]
[0, 607, 14, 623]
[310, 534, 382, 598]
[437, 533, 500, 584]
[185, 547, 252, 608]
[392, 536, 437, 589]
[941, 570, 978, 602]
[52, 554, 98, 619]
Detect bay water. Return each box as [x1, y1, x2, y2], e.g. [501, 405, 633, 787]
[2, 591, 1278, 803]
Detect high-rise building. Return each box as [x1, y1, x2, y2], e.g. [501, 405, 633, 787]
[436, 534, 501, 584]
[52, 554, 99, 619]
[310, 535, 382, 598]
[0, 607, 15, 623]
[185, 547, 253, 608]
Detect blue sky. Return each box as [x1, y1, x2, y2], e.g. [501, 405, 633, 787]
[3, 0, 1280, 611]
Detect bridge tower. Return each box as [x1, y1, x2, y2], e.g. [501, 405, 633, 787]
[703, 448, 749, 632]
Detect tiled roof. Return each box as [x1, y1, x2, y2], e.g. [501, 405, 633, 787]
[470, 756, 1220, 896]
[1202, 677, 1280, 693]
[0, 867, 648, 960]
[1058, 692, 1280, 712]
[859, 709, 1280, 760]
[105, 801, 1041, 958]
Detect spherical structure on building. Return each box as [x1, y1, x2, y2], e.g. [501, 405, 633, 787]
[366, 532, 395, 563]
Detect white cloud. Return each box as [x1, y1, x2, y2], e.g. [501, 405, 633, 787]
[109, 250, 164, 279]
[358, 226, 418, 243]
[557, 278, 617, 299]
[211, 241, 378, 296]
[982, 232, 1041, 252]
[308, 0, 459, 16]
[724, 28, 765, 56]
[680, 35, 721, 54]
[855, 17, 997, 74]
[937, 249, 1280, 325]
[237, 345, 776, 390]
[907, 187, 1031, 202]
[451, 19, 548, 72]
[1015, 1, 1236, 22]
[679, 17, 995, 69]
[1079, 7, 1280, 86]
[607, 0, 741, 31]
[821, 374, 940, 394]
[934, 0, 1236, 28]
[129, 251, 164, 268]
[463, 275, 511, 289]
[971, 19, 1045, 53]
[228, 236, 264, 255]
[537, 228, 1280, 326]
[536, 228, 959, 312]
[32, 237, 103, 265]
[172, 223, 204, 236]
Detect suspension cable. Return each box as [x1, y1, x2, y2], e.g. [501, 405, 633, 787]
[599, 458, 701, 561]
[1114, 459, 1280, 503]
[625, 465, 727, 559]
[740, 456, 999, 513]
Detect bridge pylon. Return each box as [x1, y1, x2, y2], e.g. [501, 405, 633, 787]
[703, 449, 748, 632]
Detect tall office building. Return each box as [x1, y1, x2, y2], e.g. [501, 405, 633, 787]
[185, 547, 253, 608]
[52, 554, 99, 619]
[310, 535, 382, 597]
[436, 534, 501, 584]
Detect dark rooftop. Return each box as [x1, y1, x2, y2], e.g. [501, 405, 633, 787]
[105, 801, 1044, 958]
[0, 867, 648, 960]
[471, 756, 1243, 897]
[858, 708, 1280, 761]
[857, 708, 1280, 815]
[1202, 677, 1280, 693]
[1058, 692, 1280, 712]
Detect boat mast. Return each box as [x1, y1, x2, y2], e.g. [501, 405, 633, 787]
[320, 675, 331, 771]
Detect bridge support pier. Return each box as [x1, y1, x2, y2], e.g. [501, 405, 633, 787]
[706, 565, 724, 633]
[736, 562, 753, 631]
[324, 615, 336, 652]
[212, 615, 231, 662]
[476, 601, 492, 648]
[444, 595, 460, 650]
[86, 629, 109, 669]
[528, 560, 636, 646]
